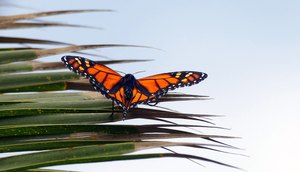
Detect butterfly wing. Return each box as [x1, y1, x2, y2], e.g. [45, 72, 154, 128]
[62, 56, 208, 110]
[61, 55, 126, 105]
[130, 71, 207, 106]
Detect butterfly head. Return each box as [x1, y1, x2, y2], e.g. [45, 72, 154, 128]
[124, 74, 135, 81]
[123, 74, 136, 82]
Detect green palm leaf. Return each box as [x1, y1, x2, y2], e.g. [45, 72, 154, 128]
[0, 44, 152, 65]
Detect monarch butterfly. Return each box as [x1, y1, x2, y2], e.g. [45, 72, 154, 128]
[62, 56, 208, 118]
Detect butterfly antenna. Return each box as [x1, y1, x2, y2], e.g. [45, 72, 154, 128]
[132, 70, 146, 75]
[116, 70, 126, 75]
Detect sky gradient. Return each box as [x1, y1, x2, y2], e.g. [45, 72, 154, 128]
[2, 0, 300, 171]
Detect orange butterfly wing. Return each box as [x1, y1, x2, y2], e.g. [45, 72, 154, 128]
[61, 56, 125, 104]
[62, 56, 208, 111]
[131, 71, 208, 105]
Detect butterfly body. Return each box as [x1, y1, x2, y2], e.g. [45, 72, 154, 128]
[104, 73, 140, 110]
[62, 56, 208, 116]
[122, 74, 136, 101]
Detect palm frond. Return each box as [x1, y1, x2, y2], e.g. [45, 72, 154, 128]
[0, 9, 113, 23]
[0, 44, 154, 64]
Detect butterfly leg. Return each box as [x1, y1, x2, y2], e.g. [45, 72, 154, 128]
[122, 110, 127, 120]
[110, 100, 115, 119]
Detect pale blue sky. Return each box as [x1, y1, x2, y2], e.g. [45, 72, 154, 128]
[1, 0, 300, 171]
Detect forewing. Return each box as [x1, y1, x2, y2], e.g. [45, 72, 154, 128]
[61, 55, 123, 96]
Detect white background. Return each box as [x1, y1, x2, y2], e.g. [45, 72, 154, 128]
[1, 0, 300, 171]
